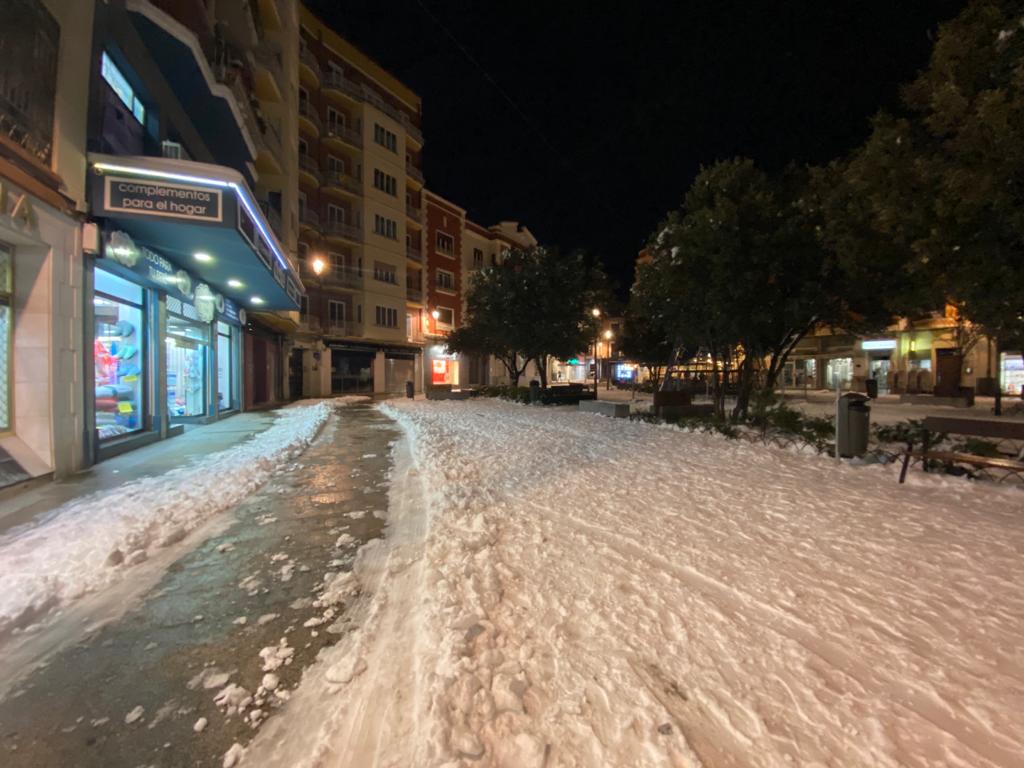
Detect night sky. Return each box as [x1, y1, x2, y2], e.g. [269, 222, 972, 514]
[306, 0, 965, 296]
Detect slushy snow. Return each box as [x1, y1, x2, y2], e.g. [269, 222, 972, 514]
[247, 399, 1024, 768]
[0, 400, 340, 638]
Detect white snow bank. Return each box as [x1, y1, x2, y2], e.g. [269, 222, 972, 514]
[253, 399, 1024, 768]
[0, 399, 343, 638]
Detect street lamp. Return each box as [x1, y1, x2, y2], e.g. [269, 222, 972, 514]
[591, 308, 601, 394]
[431, 308, 440, 320]
[603, 330, 613, 390]
[311, 255, 326, 277]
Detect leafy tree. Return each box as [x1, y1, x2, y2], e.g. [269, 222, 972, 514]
[447, 245, 603, 388]
[826, 0, 1024, 407]
[620, 260, 676, 389]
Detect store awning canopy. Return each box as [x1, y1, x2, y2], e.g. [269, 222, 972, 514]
[88, 154, 302, 310]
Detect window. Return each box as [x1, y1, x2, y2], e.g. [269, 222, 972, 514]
[435, 306, 454, 328]
[436, 269, 455, 292]
[327, 155, 345, 175]
[373, 214, 397, 239]
[373, 123, 397, 152]
[299, 294, 309, 318]
[473, 248, 484, 268]
[94, 268, 145, 440]
[375, 305, 399, 328]
[326, 105, 345, 133]
[298, 240, 309, 259]
[0, 243, 11, 431]
[327, 204, 346, 225]
[298, 137, 309, 157]
[436, 232, 454, 255]
[373, 169, 397, 196]
[374, 261, 397, 284]
[328, 300, 346, 325]
[101, 51, 145, 124]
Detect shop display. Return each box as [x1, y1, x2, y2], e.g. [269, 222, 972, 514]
[166, 315, 208, 419]
[94, 269, 145, 440]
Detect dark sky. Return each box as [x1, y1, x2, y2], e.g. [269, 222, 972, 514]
[306, 0, 965, 296]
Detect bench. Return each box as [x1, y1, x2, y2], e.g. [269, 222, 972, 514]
[899, 416, 1024, 484]
[578, 400, 630, 418]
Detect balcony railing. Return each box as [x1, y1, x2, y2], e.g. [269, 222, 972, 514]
[324, 170, 362, 195]
[299, 47, 322, 80]
[298, 100, 322, 133]
[299, 207, 320, 229]
[328, 268, 363, 289]
[406, 204, 422, 222]
[406, 284, 423, 302]
[406, 244, 422, 262]
[406, 164, 425, 184]
[402, 116, 424, 146]
[323, 220, 362, 241]
[322, 70, 363, 101]
[324, 121, 362, 148]
[325, 320, 363, 337]
[299, 153, 321, 182]
[253, 43, 286, 99]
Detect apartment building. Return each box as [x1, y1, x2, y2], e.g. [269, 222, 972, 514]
[292, 5, 425, 397]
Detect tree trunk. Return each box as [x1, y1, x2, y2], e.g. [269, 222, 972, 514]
[535, 356, 548, 389]
[732, 354, 757, 421]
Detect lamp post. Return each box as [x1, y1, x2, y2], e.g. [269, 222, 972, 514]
[604, 329, 613, 390]
[591, 307, 601, 394]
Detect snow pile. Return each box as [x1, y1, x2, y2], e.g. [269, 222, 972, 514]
[0, 400, 341, 638]
[253, 399, 1024, 768]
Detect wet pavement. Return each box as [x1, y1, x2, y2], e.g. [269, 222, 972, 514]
[0, 403, 399, 768]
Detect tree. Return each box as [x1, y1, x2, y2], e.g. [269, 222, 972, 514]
[447, 245, 603, 389]
[648, 159, 843, 419]
[826, 1, 1024, 408]
[621, 260, 676, 390]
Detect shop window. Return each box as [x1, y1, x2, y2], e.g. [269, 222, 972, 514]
[166, 301, 209, 419]
[0, 243, 11, 431]
[94, 268, 145, 440]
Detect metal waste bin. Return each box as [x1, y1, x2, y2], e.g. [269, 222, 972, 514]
[866, 378, 879, 399]
[405, 380, 414, 398]
[837, 393, 870, 457]
[529, 379, 541, 404]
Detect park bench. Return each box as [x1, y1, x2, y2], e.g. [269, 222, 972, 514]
[898, 416, 1024, 484]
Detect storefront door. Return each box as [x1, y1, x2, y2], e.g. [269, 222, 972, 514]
[216, 321, 239, 412]
[166, 310, 209, 421]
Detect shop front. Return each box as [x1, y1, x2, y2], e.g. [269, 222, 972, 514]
[86, 154, 301, 460]
[1002, 352, 1024, 396]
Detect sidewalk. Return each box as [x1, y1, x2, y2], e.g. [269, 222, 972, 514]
[0, 411, 275, 539]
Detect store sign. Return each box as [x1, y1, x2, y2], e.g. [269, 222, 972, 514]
[104, 177, 222, 222]
[862, 339, 897, 351]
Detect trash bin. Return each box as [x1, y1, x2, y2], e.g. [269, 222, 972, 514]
[837, 393, 870, 458]
[866, 378, 879, 399]
[405, 380, 414, 399]
[529, 379, 541, 404]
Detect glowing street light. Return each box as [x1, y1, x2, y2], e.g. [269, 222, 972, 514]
[431, 309, 440, 320]
[591, 307, 601, 318]
[311, 255, 326, 276]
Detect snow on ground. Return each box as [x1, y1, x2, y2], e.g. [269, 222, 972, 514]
[250, 398, 1024, 768]
[0, 398, 355, 639]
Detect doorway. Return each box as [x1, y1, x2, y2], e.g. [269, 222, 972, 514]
[869, 357, 891, 395]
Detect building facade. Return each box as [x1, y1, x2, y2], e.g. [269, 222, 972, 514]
[0, 0, 92, 488]
[83, 0, 303, 462]
[291, 5, 425, 397]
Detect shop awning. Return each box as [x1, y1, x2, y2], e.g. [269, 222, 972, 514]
[88, 153, 303, 310]
[249, 311, 298, 334]
[126, 0, 256, 180]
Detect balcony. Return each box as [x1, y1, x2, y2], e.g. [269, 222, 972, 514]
[402, 116, 424, 147]
[298, 100, 321, 135]
[406, 283, 423, 303]
[299, 207, 320, 231]
[325, 320, 364, 338]
[253, 43, 285, 102]
[328, 268, 363, 289]
[324, 121, 362, 150]
[406, 203, 423, 224]
[323, 220, 362, 242]
[299, 47, 321, 83]
[322, 70, 363, 102]
[406, 244, 422, 262]
[258, 200, 283, 239]
[406, 164, 425, 186]
[324, 170, 362, 197]
[298, 153, 321, 183]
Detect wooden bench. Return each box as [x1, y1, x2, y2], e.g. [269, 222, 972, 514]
[899, 416, 1024, 483]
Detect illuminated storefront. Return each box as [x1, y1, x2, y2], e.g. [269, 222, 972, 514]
[1002, 353, 1024, 396]
[86, 156, 300, 459]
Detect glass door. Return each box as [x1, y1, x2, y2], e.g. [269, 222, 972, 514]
[94, 269, 146, 440]
[166, 314, 209, 420]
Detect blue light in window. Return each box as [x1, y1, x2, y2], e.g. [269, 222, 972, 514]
[102, 51, 145, 125]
